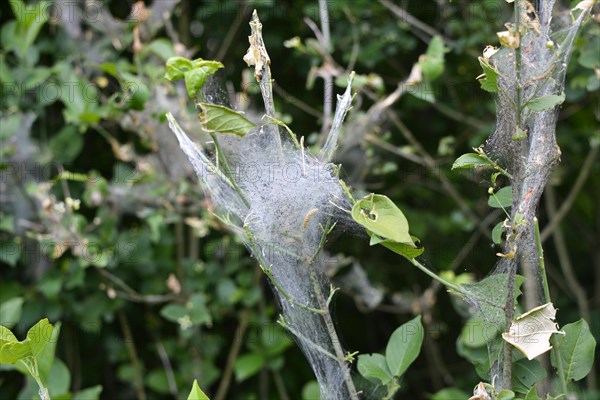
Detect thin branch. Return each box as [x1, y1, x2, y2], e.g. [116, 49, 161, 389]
[154, 337, 179, 398]
[318, 0, 333, 135]
[386, 110, 492, 239]
[244, 10, 282, 152]
[541, 144, 599, 242]
[214, 311, 251, 400]
[365, 133, 427, 166]
[272, 370, 291, 400]
[97, 268, 179, 304]
[214, 4, 250, 61]
[273, 82, 322, 118]
[378, 0, 454, 45]
[118, 310, 147, 400]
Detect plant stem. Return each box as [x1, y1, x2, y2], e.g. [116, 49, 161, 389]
[278, 316, 338, 362]
[208, 131, 250, 208]
[244, 226, 324, 314]
[307, 263, 359, 400]
[503, 1, 524, 389]
[214, 311, 250, 400]
[25, 358, 50, 400]
[246, 11, 283, 155]
[534, 218, 551, 303]
[405, 257, 465, 295]
[514, 1, 523, 129]
[118, 310, 146, 400]
[535, 220, 569, 395]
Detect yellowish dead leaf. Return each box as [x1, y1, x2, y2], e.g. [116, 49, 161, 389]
[502, 302, 560, 360]
[497, 30, 520, 49]
[243, 10, 270, 81]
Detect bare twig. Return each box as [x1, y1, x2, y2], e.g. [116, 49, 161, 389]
[272, 370, 291, 400]
[154, 337, 179, 398]
[214, 5, 250, 61]
[541, 144, 599, 242]
[118, 310, 147, 400]
[214, 311, 251, 400]
[386, 110, 491, 239]
[273, 82, 322, 118]
[318, 0, 333, 135]
[97, 268, 179, 304]
[378, 0, 454, 45]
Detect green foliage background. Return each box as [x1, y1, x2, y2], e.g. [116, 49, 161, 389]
[0, 0, 598, 399]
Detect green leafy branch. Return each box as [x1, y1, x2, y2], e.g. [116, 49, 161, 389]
[0, 319, 57, 400]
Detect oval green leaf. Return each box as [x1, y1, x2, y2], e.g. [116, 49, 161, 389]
[385, 315, 424, 377]
[352, 194, 414, 245]
[187, 379, 210, 400]
[452, 153, 493, 170]
[551, 319, 596, 382]
[488, 186, 512, 208]
[357, 353, 393, 385]
[198, 103, 256, 137]
[234, 353, 266, 382]
[525, 93, 565, 112]
[492, 221, 505, 244]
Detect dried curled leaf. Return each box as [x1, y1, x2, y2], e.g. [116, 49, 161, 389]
[502, 303, 560, 360]
[497, 30, 520, 49]
[243, 10, 270, 81]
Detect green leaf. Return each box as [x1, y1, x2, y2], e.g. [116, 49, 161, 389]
[488, 186, 512, 208]
[160, 303, 188, 323]
[511, 359, 547, 394]
[0, 213, 15, 233]
[187, 294, 212, 326]
[551, 319, 596, 382]
[198, 103, 256, 136]
[0, 239, 20, 267]
[26, 318, 53, 360]
[357, 353, 393, 385]
[187, 379, 210, 400]
[420, 36, 445, 81]
[492, 221, 504, 244]
[73, 385, 103, 400]
[0, 326, 18, 343]
[37, 322, 61, 382]
[164, 57, 193, 81]
[234, 353, 265, 382]
[142, 38, 176, 62]
[385, 315, 424, 377]
[370, 234, 424, 258]
[525, 93, 565, 111]
[432, 388, 471, 400]
[352, 194, 415, 246]
[49, 125, 83, 163]
[184, 60, 224, 98]
[458, 274, 526, 333]
[497, 389, 516, 400]
[523, 386, 541, 400]
[460, 318, 498, 349]
[301, 381, 320, 400]
[8, 0, 51, 57]
[0, 297, 24, 328]
[477, 57, 500, 93]
[0, 338, 31, 364]
[164, 57, 223, 98]
[46, 358, 71, 397]
[120, 73, 150, 111]
[451, 153, 493, 170]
